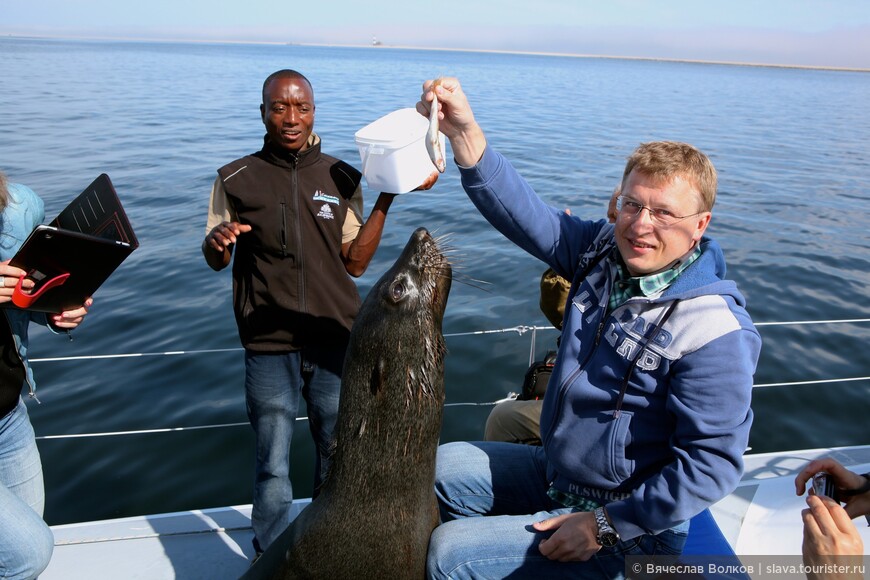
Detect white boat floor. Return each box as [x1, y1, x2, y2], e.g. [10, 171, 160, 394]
[43, 501, 310, 580]
[709, 445, 870, 555]
[42, 446, 870, 579]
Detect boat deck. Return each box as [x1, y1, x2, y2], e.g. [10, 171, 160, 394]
[42, 445, 870, 579]
[44, 502, 309, 579]
[712, 445, 870, 555]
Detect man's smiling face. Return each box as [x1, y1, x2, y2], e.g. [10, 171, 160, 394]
[614, 170, 711, 277]
[260, 75, 315, 153]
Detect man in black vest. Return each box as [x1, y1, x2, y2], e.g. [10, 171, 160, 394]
[202, 69, 436, 556]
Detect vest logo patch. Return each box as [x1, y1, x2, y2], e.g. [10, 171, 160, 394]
[313, 190, 340, 205]
[317, 203, 335, 220]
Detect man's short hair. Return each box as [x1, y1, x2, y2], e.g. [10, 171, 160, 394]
[621, 141, 717, 212]
[262, 69, 312, 105]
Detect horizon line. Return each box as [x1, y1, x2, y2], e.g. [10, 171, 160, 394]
[3, 33, 868, 74]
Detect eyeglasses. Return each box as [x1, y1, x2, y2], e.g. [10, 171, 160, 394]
[615, 196, 706, 227]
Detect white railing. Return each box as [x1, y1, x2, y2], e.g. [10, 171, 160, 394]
[31, 318, 870, 441]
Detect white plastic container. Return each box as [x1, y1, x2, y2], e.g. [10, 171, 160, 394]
[354, 108, 444, 194]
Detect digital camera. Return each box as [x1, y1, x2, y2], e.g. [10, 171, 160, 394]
[811, 471, 836, 499]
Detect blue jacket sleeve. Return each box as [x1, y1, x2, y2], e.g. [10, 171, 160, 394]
[457, 147, 602, 277]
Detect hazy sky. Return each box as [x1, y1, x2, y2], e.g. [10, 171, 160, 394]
[3, 0, 868, 69]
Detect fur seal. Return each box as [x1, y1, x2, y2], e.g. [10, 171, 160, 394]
[242, 227, 452, 580]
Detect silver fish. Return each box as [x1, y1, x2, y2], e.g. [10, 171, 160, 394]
[426, 80, 446, 173]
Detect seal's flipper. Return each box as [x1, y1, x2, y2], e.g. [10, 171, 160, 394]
[239, 522, 295, 580]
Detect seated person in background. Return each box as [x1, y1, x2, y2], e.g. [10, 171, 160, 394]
[483, 267, 566, 446]
[795, 457, 869, 578]
[484, 186, 620, 447]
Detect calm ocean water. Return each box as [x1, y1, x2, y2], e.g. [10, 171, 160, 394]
[0, 38, 868, 525]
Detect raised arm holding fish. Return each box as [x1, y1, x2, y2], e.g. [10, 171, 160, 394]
[418, 77, 487, 168]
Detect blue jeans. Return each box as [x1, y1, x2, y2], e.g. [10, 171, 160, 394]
[427, 441, 688, 579]
[0, 398, 54, 580]
[244, 346, 343, 552]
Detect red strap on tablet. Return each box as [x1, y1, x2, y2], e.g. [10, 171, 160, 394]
[12, 273, 71, 309]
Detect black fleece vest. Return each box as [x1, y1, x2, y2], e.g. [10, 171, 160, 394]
[218, 138, 362, 351]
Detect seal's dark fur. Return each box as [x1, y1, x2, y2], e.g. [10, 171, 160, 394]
[243, 228, 451, 580]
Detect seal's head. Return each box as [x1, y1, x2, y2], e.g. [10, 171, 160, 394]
[342, 228, 452, 428]
[362, 227, 451, 336]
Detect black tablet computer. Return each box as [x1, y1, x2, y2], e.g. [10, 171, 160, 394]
[6, 174, 138, 313]
[9, 225, 134, 313]
[49, 173, 138, 248]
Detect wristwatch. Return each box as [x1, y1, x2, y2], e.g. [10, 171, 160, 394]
[593, 506, 620, 547]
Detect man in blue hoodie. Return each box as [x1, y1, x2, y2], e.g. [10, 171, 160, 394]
[418, 78, 761, 579]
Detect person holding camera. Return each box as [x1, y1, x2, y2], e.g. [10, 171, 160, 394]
[482, 267, 563, 447]
[795, 457, 869, 577]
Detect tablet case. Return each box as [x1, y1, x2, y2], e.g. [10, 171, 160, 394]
[7, 174, 138, 313]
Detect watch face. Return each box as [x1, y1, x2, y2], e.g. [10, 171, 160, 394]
[599, 531, 619, 548]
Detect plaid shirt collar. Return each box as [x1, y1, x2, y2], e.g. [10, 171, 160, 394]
[609, 245, 702, 311]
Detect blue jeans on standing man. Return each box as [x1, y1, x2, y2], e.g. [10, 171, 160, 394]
[0, 398, 54, 580]
[427, 441, 688, 579]
[244, 345, 343, 553]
